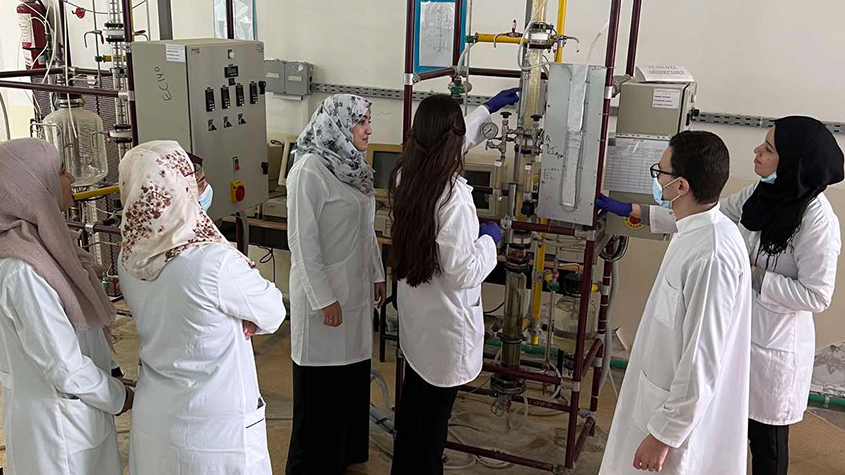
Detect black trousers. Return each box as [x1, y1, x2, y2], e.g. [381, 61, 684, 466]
[390, 364, 459, 475]
[749, 418, 790, 475]
[286, 359, 371, 475]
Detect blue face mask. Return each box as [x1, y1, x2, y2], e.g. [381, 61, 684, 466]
[198, 184, 213, 213]
[653, 176, 680, 209]
[760, 171, 777, 184]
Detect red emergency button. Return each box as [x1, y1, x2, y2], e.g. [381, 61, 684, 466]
[230, 180, 245, 202]
[628, 216, 641, 225]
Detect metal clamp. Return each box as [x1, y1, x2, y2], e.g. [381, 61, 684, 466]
[574, 227, 598, 241]
[572, 381, 581, 392]
[404, 73, 415, 86]
[605, 85, 614, 101]
[118, 90, 134, 101]
[85, 222, 96, 234]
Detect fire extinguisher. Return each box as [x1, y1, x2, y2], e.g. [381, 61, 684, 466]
[17, 0, 48, 70]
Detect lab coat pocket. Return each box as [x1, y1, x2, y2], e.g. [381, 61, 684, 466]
[57, 396, 113, 454]
[652, 279, 680, 328]
[325, 259, 350, 307]
[633, 371, 670, 433]
[0, 367, 12, 389]
[751, 299, 796, 352]
[244, 398, 269, 467]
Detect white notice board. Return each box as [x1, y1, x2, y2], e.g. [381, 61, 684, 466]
[605, 137, 669, 194]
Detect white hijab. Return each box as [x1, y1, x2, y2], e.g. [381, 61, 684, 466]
[119, 141, 249, 281]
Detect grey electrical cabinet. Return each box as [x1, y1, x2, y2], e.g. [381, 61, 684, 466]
[606, 79, 697, 239]
[132, 39, 269, 220]
[616, 80, 697, 138]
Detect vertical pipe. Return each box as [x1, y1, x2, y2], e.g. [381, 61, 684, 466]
[554, 0, 568, 62]
[402, 0, 416, 140]
[59, 1, 72, 69]
[565, 240, 594, 467]
[451, 0, 464, 66]
[592, 0, 623, 227]
[625, 0, 643, 76]
[591, 258, 613, 413]
[157, 0, 174, 40]
[566, 1, 623, 468]
[122, 0, 139, 146]
[226, 0, 236, 39]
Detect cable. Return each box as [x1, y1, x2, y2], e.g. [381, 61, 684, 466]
[258, 246, 276, 283]
[0, 91, 10, 141]
[484, 300, 505, 315]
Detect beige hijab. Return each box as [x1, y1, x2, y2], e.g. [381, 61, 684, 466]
[119, 141, 247, 281]
[0, 138, 115, 331]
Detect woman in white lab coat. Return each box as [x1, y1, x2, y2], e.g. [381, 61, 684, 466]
[0, 138, 130, 475]
[285, 94, 386, 475]
[117, 141, 286, 475]
[597, 117, 844, 474]
[388, 90, 519, 474]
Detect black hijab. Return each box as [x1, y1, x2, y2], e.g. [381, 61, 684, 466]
[741, 116, 844, 259]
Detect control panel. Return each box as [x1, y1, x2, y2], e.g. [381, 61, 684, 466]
[132, 39, 269, 219]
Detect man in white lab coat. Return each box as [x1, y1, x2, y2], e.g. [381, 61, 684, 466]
[600, 131, 752, 474]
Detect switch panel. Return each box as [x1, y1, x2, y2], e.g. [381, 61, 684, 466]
[133, 39, 269, 220]
[220, 86, 230, 109]
[235, 84, 245, 107]
[205, 88, 215, 112]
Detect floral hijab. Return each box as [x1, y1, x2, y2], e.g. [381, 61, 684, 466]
[119, 141, 249, 281]
[296, 94, 375, 195]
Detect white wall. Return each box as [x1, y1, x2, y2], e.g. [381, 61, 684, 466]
[3, 0, 845, 347]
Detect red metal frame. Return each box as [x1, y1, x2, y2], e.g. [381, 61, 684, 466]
[394, 0, 634, 471]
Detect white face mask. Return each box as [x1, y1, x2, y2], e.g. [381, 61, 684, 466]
[198, 184, 213, 213]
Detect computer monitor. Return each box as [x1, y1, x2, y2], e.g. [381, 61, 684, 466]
[463, 156, 501, 218]
[277, 135, 299, 188]
[366, 144, 402, 202]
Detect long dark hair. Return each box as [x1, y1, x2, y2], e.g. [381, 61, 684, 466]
[389, 95, 467, 287]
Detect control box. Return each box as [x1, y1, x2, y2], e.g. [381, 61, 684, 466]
[606, 79, 697, 240]
[132, 39, 269, 220]
[264, 59, 313, 96]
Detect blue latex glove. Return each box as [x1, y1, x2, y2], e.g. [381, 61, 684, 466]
[479, 222, 503, 244]
[484, 87, 521, 114]
[595, 194, 633, 217]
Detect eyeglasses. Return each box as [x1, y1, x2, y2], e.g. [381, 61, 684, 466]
[649, 163, 678, 179]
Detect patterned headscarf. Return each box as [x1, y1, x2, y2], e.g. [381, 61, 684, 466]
[0, 138, 114, 331]
[296, 94, 375, 195]
[119, 141, 249, 281]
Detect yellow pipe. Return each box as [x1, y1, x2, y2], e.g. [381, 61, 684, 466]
[474, 34, 522, 45]
[555, 0, 568, 62]
[73, 185, 120, 201]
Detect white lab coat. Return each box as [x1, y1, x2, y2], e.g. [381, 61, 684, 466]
[118, 244, 285, 475]
[600, 206, 752, 475]
[397, 106, 498, 388]
[0, 257, 125, 475]
[287, 152, 385, 366]
[647, 184, 841, 425]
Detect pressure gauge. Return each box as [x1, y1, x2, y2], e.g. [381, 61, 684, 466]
[481, 122, 499, 140]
